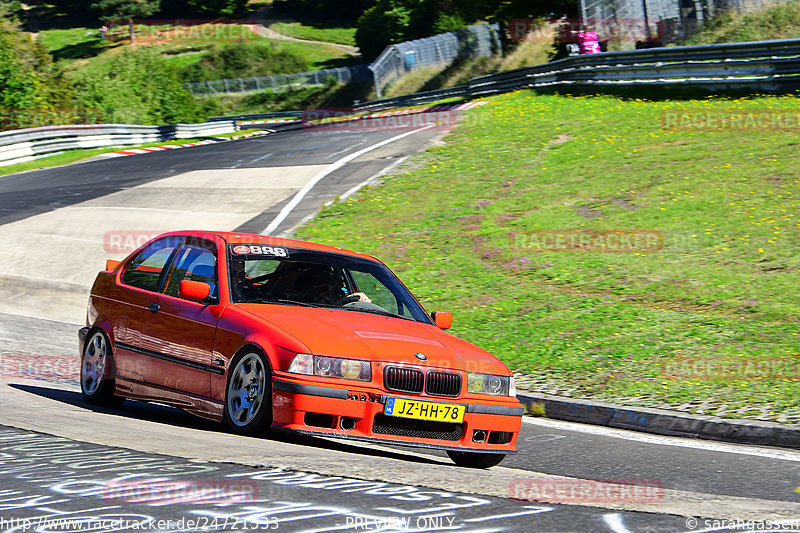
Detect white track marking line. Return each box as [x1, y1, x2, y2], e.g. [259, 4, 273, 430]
[17, 234, 103, 244]
[248, 152, 274, 166]
[262, 124, 436, 235]
[0, 310, 82, 326]
[523, 417, 800, 461]
[63, 206, 244, 216]
[603, 513, 633, 533]
[275, 155, 411, 239]
[463, 507, 553, 522]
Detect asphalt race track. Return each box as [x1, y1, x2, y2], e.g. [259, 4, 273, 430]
[1, 115, 799, 532]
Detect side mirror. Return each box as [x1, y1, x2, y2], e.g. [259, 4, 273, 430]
[431, 311, 453, 330]
[106, 259, 121, 271]
[179, 280, 211, 302]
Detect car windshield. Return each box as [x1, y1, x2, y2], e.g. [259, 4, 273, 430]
[227, 244, 432, 324]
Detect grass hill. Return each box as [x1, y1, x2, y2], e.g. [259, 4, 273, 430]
[298, 90, 800, 423]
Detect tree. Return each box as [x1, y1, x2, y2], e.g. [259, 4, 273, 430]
[92, 0, 161, 44]
[355, 0, 414, 59]
[270, 0, 373, 23]
[0, 18, 73, 116]
[184, 0, 247, 17]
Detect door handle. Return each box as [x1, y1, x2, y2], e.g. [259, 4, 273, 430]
[148, 303, 160, 313]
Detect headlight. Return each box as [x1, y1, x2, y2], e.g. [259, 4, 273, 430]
[288, 353, 371, 381]
[468, 373, 512, 396]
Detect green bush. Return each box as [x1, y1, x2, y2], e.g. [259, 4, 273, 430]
[179, 42, 310, 82]
[0, 18, 73, 111]
[72, 49, 201, 124]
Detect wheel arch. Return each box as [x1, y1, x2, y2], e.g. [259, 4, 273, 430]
[230, 341, 274, 372]
[84, 320, 115, 353]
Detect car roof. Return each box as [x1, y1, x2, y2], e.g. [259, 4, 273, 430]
[159, 230, 377, 261]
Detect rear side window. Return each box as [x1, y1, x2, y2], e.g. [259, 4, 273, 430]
[121, 237, 182, 292]
[164, 239, 218, 301]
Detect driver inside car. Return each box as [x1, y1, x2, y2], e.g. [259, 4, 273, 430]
[229, 260, 254, 300]
[231, 260, 372, 305]
[296, 264, 373, 305]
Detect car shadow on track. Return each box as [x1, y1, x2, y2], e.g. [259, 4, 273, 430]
[10, 383, 448, 465]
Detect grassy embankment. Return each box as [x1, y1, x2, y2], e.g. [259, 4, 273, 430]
[268, 21, 356, 46]
[298, 91, 800, 422]
[683, 0, 800, 44]
[39, 23, 353, 77]
[383, 40, 556, 98]
[33, 20, 365, 122]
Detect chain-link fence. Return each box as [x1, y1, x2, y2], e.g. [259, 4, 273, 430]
[183, 65, 372, 96]
[369, 22, 501, 98]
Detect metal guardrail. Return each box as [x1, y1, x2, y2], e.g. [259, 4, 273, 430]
[353, 86, 470, 112]
[183, 65, 372, 96]
[207, 110, 301, 122]
[203, 38, 800, 123]
[357, 38, 800, 110]
[205, 86, 470, 126]
[0, 121, 236, 167]
[468, 38, 800, 95]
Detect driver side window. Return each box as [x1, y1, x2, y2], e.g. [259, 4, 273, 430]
[351, 271, 401, 314]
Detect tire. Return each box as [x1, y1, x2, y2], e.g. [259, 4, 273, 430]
[447, 450, 506, 468]
[224, 350, 272, 435]
[80, 329, 124, 407]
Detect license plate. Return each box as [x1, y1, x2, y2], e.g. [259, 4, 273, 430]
[384, 397, 465, 423]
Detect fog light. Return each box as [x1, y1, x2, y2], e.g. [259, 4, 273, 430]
[472, 430, 487, 443]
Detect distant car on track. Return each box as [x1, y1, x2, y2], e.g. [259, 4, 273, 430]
[80, 231, 523, 467]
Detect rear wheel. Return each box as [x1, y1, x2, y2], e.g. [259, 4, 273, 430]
[447, 450, 506, 468]
[224, 350, 272, 435]
[80, 330, 124, 407]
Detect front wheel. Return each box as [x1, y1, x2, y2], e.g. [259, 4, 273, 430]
[447, 450, 506, 468]
[80, 330, 124, 407]
[224, 350, 272, 435]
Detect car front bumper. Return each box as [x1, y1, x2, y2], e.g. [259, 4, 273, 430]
[271, 376, 523, 454]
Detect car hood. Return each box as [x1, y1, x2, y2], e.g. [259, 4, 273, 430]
[237, 304, 508, 374]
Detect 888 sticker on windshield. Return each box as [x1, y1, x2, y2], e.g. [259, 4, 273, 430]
[231, 245, 288, 257]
